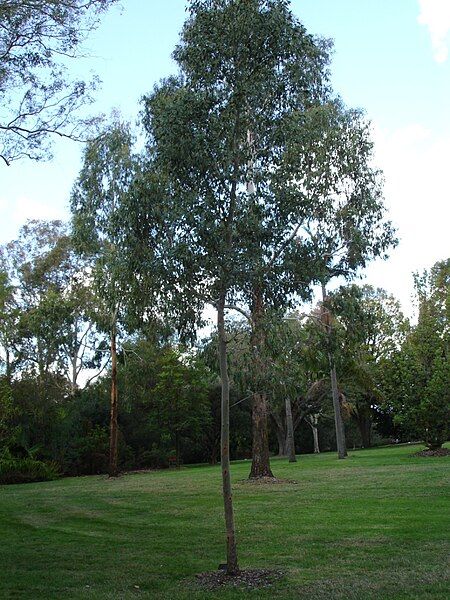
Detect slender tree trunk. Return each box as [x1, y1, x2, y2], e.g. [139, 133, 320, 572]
[271, 412, 286, 456]
[276, 427, 287, 456]
[70, 351, 78, 396]
[5, 348, 12, 385]
[249, 288, 274, 479]
[321, 284, 347, 460]
[311, 415, 320, 454]
[285, 397, 297, 462]
[217, 295, 239, 575]
[356, 411, 372, 448]
[109, 319, 119, 477]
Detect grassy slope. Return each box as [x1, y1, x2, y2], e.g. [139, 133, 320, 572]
[0, 444, 449, 600]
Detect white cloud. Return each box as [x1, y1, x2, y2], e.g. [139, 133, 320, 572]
[363, 122, 450, 317]
[418, 0, 450, 63]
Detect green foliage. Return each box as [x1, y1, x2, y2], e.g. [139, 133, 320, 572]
[0, 452, 59, 485]
[381, 259, 450, 449]
[0, 220, 106, 388]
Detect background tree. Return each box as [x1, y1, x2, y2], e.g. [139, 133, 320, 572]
[328, 284, 409, 447]
[71, 119, 139, 477]
[0, 220, 107, 391]
[381, 259, 449, 450]
[0, 0, 117, 165]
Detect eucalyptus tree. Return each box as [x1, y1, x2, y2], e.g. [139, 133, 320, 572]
[294, 102, 398, 459]
[140, 0, 335, 571]
[71, 119, 143, 477]
[141, 0, 397, 569]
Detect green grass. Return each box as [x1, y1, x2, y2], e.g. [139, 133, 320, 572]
[0, 444, 449, 599]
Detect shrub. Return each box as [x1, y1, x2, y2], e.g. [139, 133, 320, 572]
[0, 456, 59, 485]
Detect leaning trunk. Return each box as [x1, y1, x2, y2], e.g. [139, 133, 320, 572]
[109, 320, 119, 477]
[249, 288, 274, 479]
[285, 397, 297, 462]
[217, 295, 239, 575]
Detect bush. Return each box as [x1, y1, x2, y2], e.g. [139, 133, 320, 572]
[0, 456, 59, 485]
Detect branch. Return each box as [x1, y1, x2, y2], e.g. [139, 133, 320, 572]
[224, 304, 253, 326]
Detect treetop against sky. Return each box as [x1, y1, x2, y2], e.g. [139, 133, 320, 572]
[1, 0, 449, 317]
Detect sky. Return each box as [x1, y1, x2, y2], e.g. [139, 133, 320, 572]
[1, 0, 449, 318]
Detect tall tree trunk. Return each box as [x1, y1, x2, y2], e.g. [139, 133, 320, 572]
[249, 288, 274, 479]
[5, 348, 12, 385]
[321, 284, 347, 460]
[249, 392, 274, 477]
[217, 295, 239, 575]
[271, 412, 286, 456]
[330, 361, 347, 459]
[276, 427, 286, 456]
[109, 319, 119, 477]
[285, 397, 297, 462]
[70, 351, 78, 396]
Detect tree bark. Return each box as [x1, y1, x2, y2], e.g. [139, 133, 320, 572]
[249, 288, 274, 479]
[271, 411, 286, 456]
[321, 283, 347, 460]
[249, 391, 274, 477]
[217, 294, 239, 575]
[356, 409, 372, 448]
[109, 319, 119, 477]
[330, 361, 347, 459]
[285, 397, 297, 462]
[311, 415, 320, 454]
[276, 428, 286, 456]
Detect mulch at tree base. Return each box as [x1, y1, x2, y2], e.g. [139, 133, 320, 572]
[238, 476, 298, 485]
[194, 568, 285, 590]
[414, 448, 450, 457]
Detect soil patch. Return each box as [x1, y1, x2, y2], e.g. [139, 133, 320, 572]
[194, 568, 284, 590]
[414, 448, 450, 457]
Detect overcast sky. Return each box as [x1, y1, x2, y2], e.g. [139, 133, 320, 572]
[1, 0, 449, 317]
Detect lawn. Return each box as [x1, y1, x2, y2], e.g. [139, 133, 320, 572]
[0, 444, 449, 599]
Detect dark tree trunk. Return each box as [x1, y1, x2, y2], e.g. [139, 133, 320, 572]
[249, 288, 274, 479]
[217, 295, 239, 575]
[109, 320, 119, 477]
[249, 392, 274, 478]
[5, 348, 12, 384]
[357, 411, 372, 448]
[285, 397, 297, 462]
[330, 362, 347, 459]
